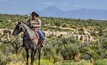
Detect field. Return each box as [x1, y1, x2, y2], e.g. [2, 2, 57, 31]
[0, 14, 107, 65]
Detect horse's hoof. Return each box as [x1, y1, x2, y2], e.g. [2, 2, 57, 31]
[26, 63, 28, 65]
[31, 63, 33, 65]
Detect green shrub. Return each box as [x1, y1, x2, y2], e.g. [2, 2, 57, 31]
[95, 59, 107, 65]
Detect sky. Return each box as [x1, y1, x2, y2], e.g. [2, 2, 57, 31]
[0, 0, 107, 15]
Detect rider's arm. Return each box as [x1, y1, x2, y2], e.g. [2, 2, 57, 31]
[25, 19, 32, 28]
[26, 19, 30, 25]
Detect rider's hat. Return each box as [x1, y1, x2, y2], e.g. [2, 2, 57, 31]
[31, 11, 39, 17]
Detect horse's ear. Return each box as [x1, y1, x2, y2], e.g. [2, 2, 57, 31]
[18, 21, 22, 24]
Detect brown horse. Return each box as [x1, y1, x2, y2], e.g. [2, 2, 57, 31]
[13, 22, 41, 65]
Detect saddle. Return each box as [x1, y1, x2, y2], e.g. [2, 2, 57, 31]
[31, 28, 43, 46]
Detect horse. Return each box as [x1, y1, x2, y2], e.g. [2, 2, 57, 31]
[13, 21, 41, 65]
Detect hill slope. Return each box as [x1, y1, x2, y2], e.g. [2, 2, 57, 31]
[38, 6, 107, 20]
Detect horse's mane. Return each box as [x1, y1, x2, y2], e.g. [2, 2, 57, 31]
[22, 23, 36, 38]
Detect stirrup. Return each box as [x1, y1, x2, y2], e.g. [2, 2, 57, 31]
[40, 45, 43, 47]
[21, 44, 25, 47]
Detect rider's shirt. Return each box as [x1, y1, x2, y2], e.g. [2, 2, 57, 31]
[27, 18, 41, 28]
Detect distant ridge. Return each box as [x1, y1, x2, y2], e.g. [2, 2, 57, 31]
[37, 6, 107, 20]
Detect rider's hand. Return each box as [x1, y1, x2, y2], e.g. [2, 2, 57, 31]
[30, 36, 34, 40]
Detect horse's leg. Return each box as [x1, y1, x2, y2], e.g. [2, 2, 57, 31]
[34, 50, 37, 56]
[25, 48, 29, 65]
[38, 48, 41, 65]
[31, 49, 34, 65]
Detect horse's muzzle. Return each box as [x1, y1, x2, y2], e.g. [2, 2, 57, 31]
[12, 31, 17, 36]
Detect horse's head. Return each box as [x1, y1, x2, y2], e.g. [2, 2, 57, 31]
[13, 21, 23, 36]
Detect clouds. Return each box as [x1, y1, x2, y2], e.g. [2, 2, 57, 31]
[62, 3, 67, 6]
[41, 2, 54, 5]
[74, 4, 80, 7]
[0, 0, 6, 2]
[0, 0, 15, 4]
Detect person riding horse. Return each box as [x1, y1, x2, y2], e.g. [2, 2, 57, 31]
[23, 12, 44, 47]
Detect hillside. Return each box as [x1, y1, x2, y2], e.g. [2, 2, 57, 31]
[0, 14, 107, 65]
[38, 6, 107, 20]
